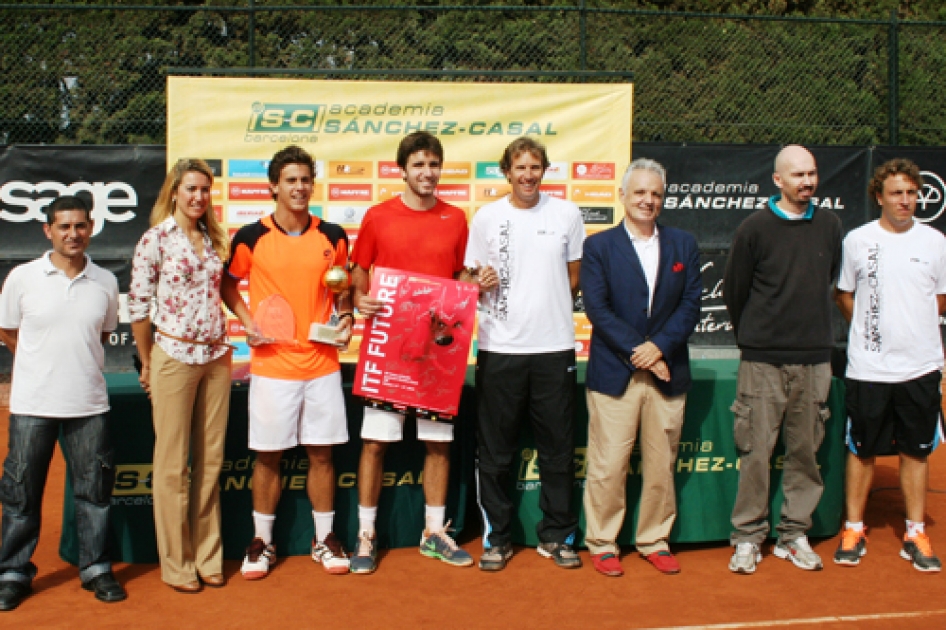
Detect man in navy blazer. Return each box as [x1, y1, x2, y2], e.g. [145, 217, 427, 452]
[581, 158, 701, 577]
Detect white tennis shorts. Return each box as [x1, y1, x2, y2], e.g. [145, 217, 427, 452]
[360, 406, 454, 443]
[249, 371, 348, 451]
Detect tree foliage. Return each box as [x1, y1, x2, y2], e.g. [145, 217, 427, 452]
[1, 0, 943, 145]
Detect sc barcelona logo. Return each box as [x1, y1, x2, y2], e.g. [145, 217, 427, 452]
[247, 102, 328, 133]
[916, 170, 946, 224]
[246, 103, 327, 143]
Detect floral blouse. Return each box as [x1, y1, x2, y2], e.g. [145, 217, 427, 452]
[128, 217, 228, 365]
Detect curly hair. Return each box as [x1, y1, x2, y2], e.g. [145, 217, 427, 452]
[868, 158, 923, 199]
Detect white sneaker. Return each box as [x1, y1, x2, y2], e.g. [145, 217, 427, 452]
[774, 535, 823, 571]
[311, 532, 350, 575]
[241, 537, 276, 580]
[729, 542, 761, 574]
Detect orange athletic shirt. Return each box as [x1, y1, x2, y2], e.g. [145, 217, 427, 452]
[226, 214, 349, 380]
[350, 196, 468, 279]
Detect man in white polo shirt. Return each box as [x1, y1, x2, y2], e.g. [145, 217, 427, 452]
[466, 137, 585, 571]
[834, 158, 946, 572]
[0, 196, 125, 611]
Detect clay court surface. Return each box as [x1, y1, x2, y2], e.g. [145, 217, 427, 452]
[1, 405, 944, 629]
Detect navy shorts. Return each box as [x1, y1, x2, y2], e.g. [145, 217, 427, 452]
[844, 371, 944, 458]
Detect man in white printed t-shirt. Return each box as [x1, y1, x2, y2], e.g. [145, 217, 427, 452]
[465, 137, 585, 571]
[0, 196, 125, 611]
[834, 158, 946, 573]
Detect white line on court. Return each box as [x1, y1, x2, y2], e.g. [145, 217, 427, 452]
[647, 609, 946, 630]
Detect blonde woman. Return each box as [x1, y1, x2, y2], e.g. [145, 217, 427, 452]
[128, 159, 232, 593]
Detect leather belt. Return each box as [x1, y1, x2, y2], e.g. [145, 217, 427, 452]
[156, 328, 228, 347]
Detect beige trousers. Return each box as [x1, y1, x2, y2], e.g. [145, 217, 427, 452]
[583, 370, 686, 556]
[150, 344, 231, 586]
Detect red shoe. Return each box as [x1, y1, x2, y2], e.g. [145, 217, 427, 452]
[591, 552, 624, 577]
[644, 550, 680, 574]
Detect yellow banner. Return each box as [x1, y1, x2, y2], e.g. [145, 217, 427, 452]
[167, 77, 632, 367]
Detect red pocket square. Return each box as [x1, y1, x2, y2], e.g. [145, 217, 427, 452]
[672, 262, 684, 273]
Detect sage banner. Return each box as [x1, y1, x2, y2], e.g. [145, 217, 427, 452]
[0, 145, 166, 373]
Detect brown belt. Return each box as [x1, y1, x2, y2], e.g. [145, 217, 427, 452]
[156, 328, 229, 347]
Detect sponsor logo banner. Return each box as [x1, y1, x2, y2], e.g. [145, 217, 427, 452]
[573, 313, 592, 338]
[378, 161, 401, 178]
[579, 206, 614, 224]
[436, 184, 471, 202]
[541, 184, 567, 199]
[229, 182, 271, 200]
[544, 162, 569, 181]
[378, 183, 405, 201]
[476, 184, 512, 202]
[572, 185, 615, 203]
[205, 159, 223, 177]
[572, 162, 616, 180]
[228, 204, 272, 224]
[442, 162, 472, 179]
[228, 320, 246, 336]
[475, 162, 505, 179]
[228, 159, 269, 178]
[328, 183, 373, 202]
[326, 205, 370, 225]
[329, 161, 372, 178]
[167, 77, 633, 368]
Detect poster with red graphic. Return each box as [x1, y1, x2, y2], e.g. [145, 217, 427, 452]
[353, 267, 478, 419]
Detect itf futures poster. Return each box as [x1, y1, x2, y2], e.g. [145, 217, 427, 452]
[353, 268, 479, 418]
[167, 77, 633, 372]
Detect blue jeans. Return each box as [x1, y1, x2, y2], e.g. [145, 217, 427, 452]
[0, 414, 114, 584]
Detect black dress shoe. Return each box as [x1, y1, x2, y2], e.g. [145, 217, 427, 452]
[0, 581, 31, 611]
[81, 572, 127, 603]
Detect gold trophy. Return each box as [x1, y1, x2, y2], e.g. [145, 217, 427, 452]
[308, 265, 351, 346]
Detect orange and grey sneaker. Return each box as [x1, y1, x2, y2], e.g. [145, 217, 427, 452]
[900, 532, 942, 573]
[833, 527, 868, 566]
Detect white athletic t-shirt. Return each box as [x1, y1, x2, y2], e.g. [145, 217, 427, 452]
[838, 220, 946, 382]
[0, 253, 119, 417]
[465, 193, 584, 354]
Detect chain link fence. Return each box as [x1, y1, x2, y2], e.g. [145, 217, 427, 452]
[0, 1, 942, 146]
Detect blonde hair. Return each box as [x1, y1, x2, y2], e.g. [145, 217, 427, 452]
[151, 158, 228, 260]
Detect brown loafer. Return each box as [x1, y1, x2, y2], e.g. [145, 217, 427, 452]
[170, 580, 202, 594]
[201, 574, 226, 588]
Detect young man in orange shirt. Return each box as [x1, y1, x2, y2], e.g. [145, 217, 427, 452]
[223, 146, 355, 579]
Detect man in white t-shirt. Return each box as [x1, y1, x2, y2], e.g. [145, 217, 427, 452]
[0, 196, 125, 611]
[465, 137, 585, 571]
[834, 158, 946, 573]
